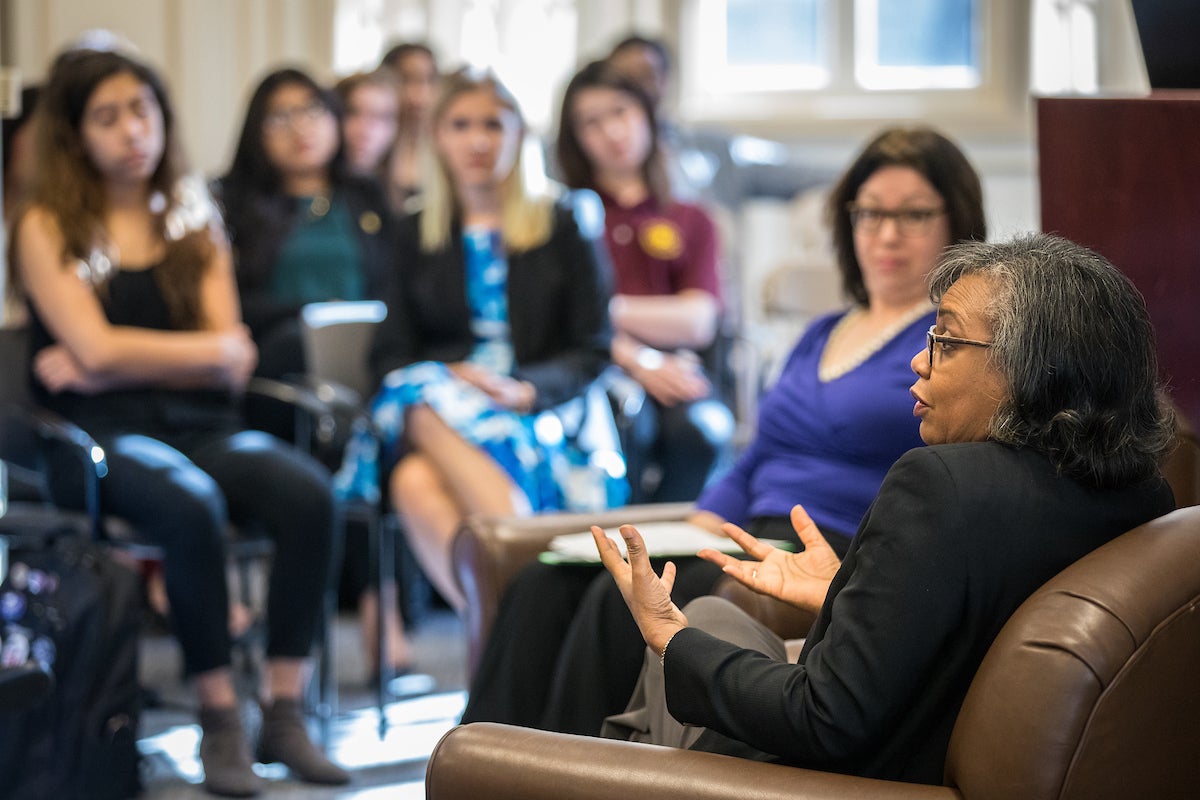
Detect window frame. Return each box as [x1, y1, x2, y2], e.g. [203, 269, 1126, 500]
[676, 0, 1031, 137]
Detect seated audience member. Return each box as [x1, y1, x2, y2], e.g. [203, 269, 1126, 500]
[596, 233, 1176, 784]
[216, 67, 410, 674]
[557, 60, 733, 503]
[606, 35, 674, 145]
[215, 66, 396, 380]
[461, 125, 987, 735]
[10, 48, 348, 795]
[378, 41, 439, 213]
[335, 67, 614, 615]
[335, 68, 400, 180]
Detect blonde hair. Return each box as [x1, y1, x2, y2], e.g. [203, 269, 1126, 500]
[419, 67, 552, 253]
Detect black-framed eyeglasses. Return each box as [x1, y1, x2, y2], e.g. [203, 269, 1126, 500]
[926, 324, 993, 368]
[846, 203, 945, 236]
[264, 102, 330, 133]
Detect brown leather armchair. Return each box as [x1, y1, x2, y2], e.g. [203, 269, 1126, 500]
[1163, 419, 1199, 508]
[430, 505, 1200, 800]
[451, 503, 815, 680]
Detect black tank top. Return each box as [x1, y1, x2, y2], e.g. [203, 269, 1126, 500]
[28, 264, 240, 442]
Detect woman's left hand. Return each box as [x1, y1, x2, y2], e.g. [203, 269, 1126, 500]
[697, 505, 841, 613]
[592, 524, 688, 655]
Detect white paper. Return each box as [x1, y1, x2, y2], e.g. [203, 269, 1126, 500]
[546, 520, 790, 562]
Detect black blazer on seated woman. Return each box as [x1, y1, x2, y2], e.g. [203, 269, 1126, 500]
[664, 441, 1174, 784]
[369, 197, 614, 411]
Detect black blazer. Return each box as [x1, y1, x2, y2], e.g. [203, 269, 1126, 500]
[664, 442, 1175, 784]
[369, 197, 614, 411]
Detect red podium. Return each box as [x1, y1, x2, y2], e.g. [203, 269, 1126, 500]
[1037, 93, 1200, 431]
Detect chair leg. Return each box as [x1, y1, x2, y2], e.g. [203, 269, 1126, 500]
[305, 581, 337, 747]
[234, 556, 263, 697]
[368, 510, 395, 737]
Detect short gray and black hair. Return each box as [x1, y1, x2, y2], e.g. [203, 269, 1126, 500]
[928, 233, 1176, 489]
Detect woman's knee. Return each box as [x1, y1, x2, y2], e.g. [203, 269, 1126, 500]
[390, 453, 443, 505]
[103, 436, 228, 543]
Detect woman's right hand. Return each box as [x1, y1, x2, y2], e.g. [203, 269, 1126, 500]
[631, 349, 711, 407]
[219, 325, 258, 391]
[697, 505, 842, 613]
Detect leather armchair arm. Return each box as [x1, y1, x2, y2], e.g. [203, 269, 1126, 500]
[452, 502, 694, 678]
[426, 723, 962, 800]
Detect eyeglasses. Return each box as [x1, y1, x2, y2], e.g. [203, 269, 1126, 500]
[847, 203, 945, 236]
[264, 102, 330, 133]
[926, 324, 992, 368]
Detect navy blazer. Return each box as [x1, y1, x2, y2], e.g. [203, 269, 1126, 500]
[664, 442, 1175, 784]
[369, 196, 614, 411]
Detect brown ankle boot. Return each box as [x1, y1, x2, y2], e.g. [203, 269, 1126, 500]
[257, 698, 351, 785]
[198, 706, 264, 797]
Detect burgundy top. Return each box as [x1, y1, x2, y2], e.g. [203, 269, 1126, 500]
[598, 191, 722, 302]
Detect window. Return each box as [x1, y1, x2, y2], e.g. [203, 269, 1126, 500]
[855, 0, 980, 90]
[680, 0, 1026, 133]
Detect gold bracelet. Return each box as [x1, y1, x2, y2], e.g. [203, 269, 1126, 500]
[659, 630, 681, 667]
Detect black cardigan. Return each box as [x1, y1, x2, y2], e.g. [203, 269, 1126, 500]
[214, 175, 398, 339]
[369, 198, 614, 411]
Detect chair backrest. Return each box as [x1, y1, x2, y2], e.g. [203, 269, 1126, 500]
[0, 326, 32, 410]
[299, 300, 388, 400]
[944, 505, 1200, 800]
[1162, 422, 1200, 508]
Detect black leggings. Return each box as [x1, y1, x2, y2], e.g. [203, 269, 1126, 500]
[52, 429, 336, 676]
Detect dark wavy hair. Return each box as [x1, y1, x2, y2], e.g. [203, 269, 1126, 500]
[217, 67, 347, 288]
[929, 233, 1176, 489]
[555, 59, 671, 205]
[828, 127, 987, 306]
[221, 66, 346, 198]
[18, 48, 212, 329]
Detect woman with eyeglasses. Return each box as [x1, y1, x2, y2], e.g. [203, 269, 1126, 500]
[461, 126, 987, 735]
[215, 67, 397, 381]
[216, 66, 413, 683]
[597, 233, 1175, 783]
[335, 68, 400, 180]
[9, 48, 348, 795]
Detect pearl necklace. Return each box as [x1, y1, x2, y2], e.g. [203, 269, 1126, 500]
[817, 300, 933, 383]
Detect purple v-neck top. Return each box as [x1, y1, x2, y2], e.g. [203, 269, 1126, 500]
[697, 308, 933, 537]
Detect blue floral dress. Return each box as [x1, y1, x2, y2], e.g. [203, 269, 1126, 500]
[335, 228, 571, 511]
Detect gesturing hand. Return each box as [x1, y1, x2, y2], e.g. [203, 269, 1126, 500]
[697, 505, 842, 614]
[591, 524, 688, 655]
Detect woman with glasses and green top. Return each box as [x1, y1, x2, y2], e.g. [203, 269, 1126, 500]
[214, 66, 411, 681]
[215, 67, 398, 381]
[462, 125, 989, 735]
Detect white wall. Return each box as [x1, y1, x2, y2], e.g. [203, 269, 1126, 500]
[4, 0, 338, 176]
